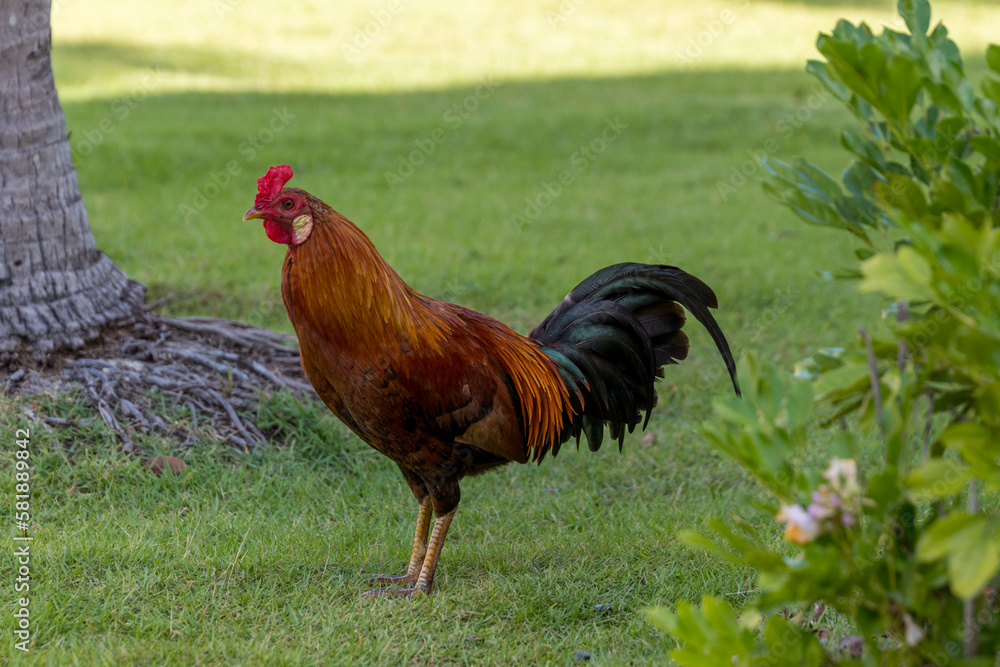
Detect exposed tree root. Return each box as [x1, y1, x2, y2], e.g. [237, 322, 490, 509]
[3, 314, 318, 455]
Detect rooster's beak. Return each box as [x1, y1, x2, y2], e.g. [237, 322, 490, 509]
[243, 207, 264, 221]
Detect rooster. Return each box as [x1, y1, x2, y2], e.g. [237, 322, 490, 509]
[244, 165, 740, 597]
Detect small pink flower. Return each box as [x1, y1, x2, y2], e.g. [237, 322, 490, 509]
[777, 504, 820, 545]
[841, 513, 855, 527]
[807, 502, 833, 521]
[823, 458, 859, 498]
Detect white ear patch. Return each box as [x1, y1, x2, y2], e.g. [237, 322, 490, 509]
[292, 213, 314, 245]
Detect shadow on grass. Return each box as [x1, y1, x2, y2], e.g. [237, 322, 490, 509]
[61, 57, 847, 327]
[53, 41, 272, 91]
[58, 42, 987, 364]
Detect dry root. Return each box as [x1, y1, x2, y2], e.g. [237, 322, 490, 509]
[4, 314, 318, 454]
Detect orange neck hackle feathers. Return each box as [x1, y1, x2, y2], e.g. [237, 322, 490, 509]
[282, 206, 451, 357]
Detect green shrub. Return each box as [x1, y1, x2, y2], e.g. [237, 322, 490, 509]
[651, 1, 1000, 664]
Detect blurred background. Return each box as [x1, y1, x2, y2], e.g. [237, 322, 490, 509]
[53, 0, 1000, 384]
[29, 4, 1000, 661]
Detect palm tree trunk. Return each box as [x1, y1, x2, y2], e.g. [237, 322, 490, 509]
[0, 0, 145, 362]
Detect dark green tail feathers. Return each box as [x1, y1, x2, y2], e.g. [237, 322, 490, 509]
[530, 262, 740, 456]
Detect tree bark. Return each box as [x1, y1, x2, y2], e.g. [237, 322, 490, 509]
[0, 0, 145, 362]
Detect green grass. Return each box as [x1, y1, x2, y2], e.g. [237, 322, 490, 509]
[3, 0, 1000, 664]
[3, 394, 772, 665]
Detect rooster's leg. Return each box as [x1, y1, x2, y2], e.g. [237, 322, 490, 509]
[363, 496, 432, 587]
[362, 509, 455, 599]
[412, 509, 454, 592]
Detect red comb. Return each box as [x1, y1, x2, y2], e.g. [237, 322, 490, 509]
[255, 165, 294, 208]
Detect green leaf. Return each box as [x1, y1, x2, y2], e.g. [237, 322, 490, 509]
[819, 38, 881, 111]
[812, 361, 870, 401]
[651, 597, 757, 666]
[879, 175, 929, 219]
[940, 422, 993, 455]
[646, 606, 678, 634]
[706, 518, 767, 557]
[933, 182, 970, 215]
[794, 159, 845, 201]
[987, 44, 1000, 74]
[916, 513, 979, 561]
[841, 161, 881, 201]
[678, 530, 744, 566]
[928, 22, 957, 57]
[926, 50, 947, 83]
[898, 0, 930, 37]
[806, 59, 850, 103]
[868, 467, 902, 510]
[950, 534, 1000, 599]
[940, 422, 1000, 475]
[977, 383, 1000, 430]
[860, 249, 937, 301]
[784, 378, 814, 431]
[906, 458, 971, 499]
[885, 56, 921, 124]
[927, 80, 963, 113]
[897, 245, 933, 284]
[956, 78, 976, 111]
[916, 513, 1000, 598]
[672, 599, 713, 645]
[971, 135, 1000, 165]
[947, 160, 979, 199]
[762, 616, 827, 665]
[711, 395, 759, 427]
[703, 597, 741, 636]
[936, 115, 966, 147]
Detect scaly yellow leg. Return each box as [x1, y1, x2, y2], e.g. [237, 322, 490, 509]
[363, 509, 455, 599]
[414, 510, 454, 593]
[363, 497, 432, 588]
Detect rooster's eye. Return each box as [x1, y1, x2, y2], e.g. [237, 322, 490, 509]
[281, 198, 294, 209]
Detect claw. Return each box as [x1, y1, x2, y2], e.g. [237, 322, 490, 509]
[361, 586, 425, 600]
[362, 572, 418, 588]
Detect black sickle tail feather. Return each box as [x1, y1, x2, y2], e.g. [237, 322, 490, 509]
[529, 262, 740, 456]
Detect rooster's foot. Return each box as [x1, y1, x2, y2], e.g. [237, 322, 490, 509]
[360, 586, 426, 600]
[362, 572, 417, 588]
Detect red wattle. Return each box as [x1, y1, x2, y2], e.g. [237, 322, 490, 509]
[263, 219, 293, 245]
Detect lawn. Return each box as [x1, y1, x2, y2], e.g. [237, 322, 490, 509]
[3, 0, 1000, 664]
